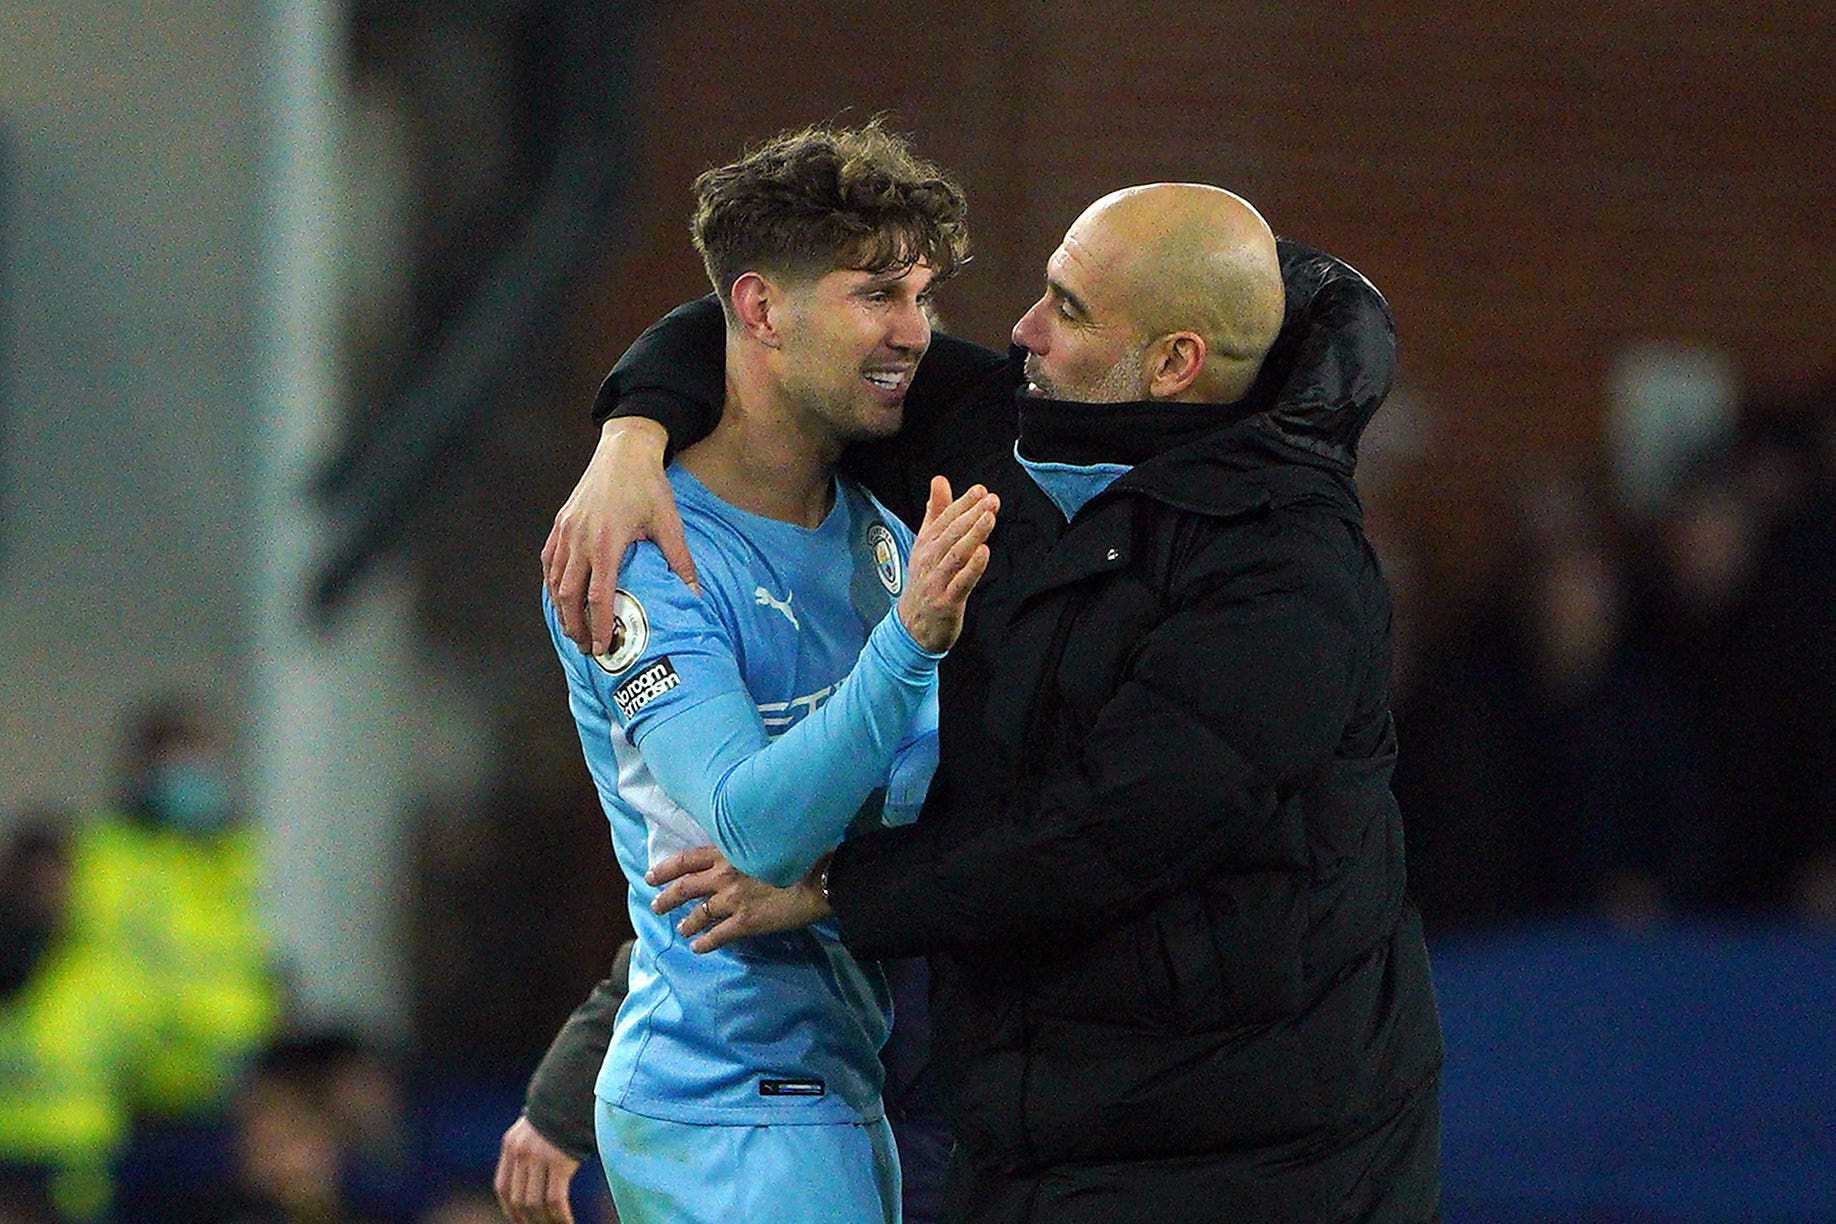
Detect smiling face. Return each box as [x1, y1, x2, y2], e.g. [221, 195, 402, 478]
[774, 260, 936, 441]
[1010, 210, 1152, 403]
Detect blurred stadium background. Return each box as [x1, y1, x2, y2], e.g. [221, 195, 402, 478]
[1, 1, 1833, 1220]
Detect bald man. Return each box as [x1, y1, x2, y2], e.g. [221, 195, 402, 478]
[541, 183, 1443, 1222]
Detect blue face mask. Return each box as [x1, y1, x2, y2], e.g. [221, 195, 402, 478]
[140, 763, 236, 835]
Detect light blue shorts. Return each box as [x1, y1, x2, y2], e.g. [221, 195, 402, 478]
[594, 1098, 901, 1224]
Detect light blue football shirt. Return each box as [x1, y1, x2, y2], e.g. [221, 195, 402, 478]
[544, 465, 937, 1127]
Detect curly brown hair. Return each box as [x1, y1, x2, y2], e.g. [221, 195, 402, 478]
[691, 120, 970, 313]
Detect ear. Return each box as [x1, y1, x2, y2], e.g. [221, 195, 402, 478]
[1146, 331, 1206, 399]
[731, 272, 785, 349]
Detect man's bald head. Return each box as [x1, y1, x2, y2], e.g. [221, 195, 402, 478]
[1015, 183, 1284, 404]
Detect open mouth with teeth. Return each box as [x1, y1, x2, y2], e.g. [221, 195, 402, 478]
[863, 369, 910, 394]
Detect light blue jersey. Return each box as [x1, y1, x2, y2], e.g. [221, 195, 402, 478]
[544, 466, 938, 1130]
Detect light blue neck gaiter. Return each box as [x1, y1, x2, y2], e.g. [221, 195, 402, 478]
[1014, 442, 1132, 522]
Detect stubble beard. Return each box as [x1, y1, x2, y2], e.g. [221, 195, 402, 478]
[1025, 344, 1151, 403]
[799, 378, 904, 445]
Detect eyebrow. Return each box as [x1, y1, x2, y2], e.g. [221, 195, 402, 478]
[853, 270, 934, 296]
[1048, 277, 1088, 319]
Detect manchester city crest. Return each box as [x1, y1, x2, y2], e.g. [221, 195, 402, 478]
[591, 589, 649, 674]
[867, 523, 902, 595]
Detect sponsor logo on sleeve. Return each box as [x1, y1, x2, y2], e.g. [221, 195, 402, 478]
[867, 522, 902, 595]
[612, 657, 680, 720]
[592, 590, 650, 675]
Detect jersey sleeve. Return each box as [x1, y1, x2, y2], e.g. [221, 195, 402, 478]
[573, 542, 746, 741]
[635, 612, 941, 887]
[551, 505, 943, 888]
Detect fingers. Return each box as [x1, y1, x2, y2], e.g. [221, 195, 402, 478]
[898, 484, 998, 653]
[947, 542, 993, 601]
[540, 520, 561, 589]
[924, 474, 952, 528]
[548, 529, 594, 653]
[514, 1163, 540, 1224]
[689, 911, 748, 954]
[584, 562, 617, 658]
[653, 500, 701, 598]
[496, 1121, 578, 1224]
[908, 486, 998, 593]
[670, 891, 747, 948]
[912, 493, 999, 588]
[645, 845, 722, 890]
[944, 507, 997, 568]
[543, 416, 683, 654]
[493, 1143, 515, 1221]
[543, 1168, 576, 1224]
[510, 1162, 565, 1224]
[916, 483, 993, 550]
[677, 899, 714, 937]
[650, 867, 726, 914]
[682, 879, 828, 953]
[496, 1137, 532, 1224]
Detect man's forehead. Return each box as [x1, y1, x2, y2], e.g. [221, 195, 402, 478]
[829, 260, 936, 289]
[1045, 231, 1107, 309]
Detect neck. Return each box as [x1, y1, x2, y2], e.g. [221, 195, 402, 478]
[678, 361, 842, 528]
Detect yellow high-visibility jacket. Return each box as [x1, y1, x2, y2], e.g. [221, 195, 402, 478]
[0, 937, 139, 1219]
[64, 814, 282, 1116]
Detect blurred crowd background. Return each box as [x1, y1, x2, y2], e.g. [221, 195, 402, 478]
[1, 2, 1832, 1221]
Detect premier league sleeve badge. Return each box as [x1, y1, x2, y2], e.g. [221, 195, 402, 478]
[591, 589, 650, 675]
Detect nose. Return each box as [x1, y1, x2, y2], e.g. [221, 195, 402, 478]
[1012, 296, 1048, 352]
[890, 298, 930, 353]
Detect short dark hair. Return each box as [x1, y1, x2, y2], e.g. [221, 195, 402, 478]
[691, 120, 970, 312]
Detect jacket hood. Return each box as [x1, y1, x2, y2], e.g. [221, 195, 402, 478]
[1238, 238, 1397, 474]
[1140, 239, 1395, 521]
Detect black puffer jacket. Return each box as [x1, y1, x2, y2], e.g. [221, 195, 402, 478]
[601, 242, 1443, 1223]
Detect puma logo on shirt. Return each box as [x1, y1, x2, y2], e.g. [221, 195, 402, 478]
[754, 586, 800, 630]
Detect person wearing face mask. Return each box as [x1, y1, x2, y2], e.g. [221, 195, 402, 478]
[65, 698, 282, 1136]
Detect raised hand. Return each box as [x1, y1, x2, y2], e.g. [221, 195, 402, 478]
[897, 476, 999, 654]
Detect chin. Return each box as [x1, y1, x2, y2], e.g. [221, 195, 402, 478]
[841, 408, 903, 442]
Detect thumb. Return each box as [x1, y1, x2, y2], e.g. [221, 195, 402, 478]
[925, 475, 952, 527]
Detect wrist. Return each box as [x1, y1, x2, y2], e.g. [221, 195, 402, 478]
[885, 604, 947, 666]
[601, 415, 670, 460]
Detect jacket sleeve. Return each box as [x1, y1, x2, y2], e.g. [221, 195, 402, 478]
[521, 940, 634, 1161]
[587, 295, 1013, 523]
[825, 524, 1363, 960]
[591, 296, 728, 454]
